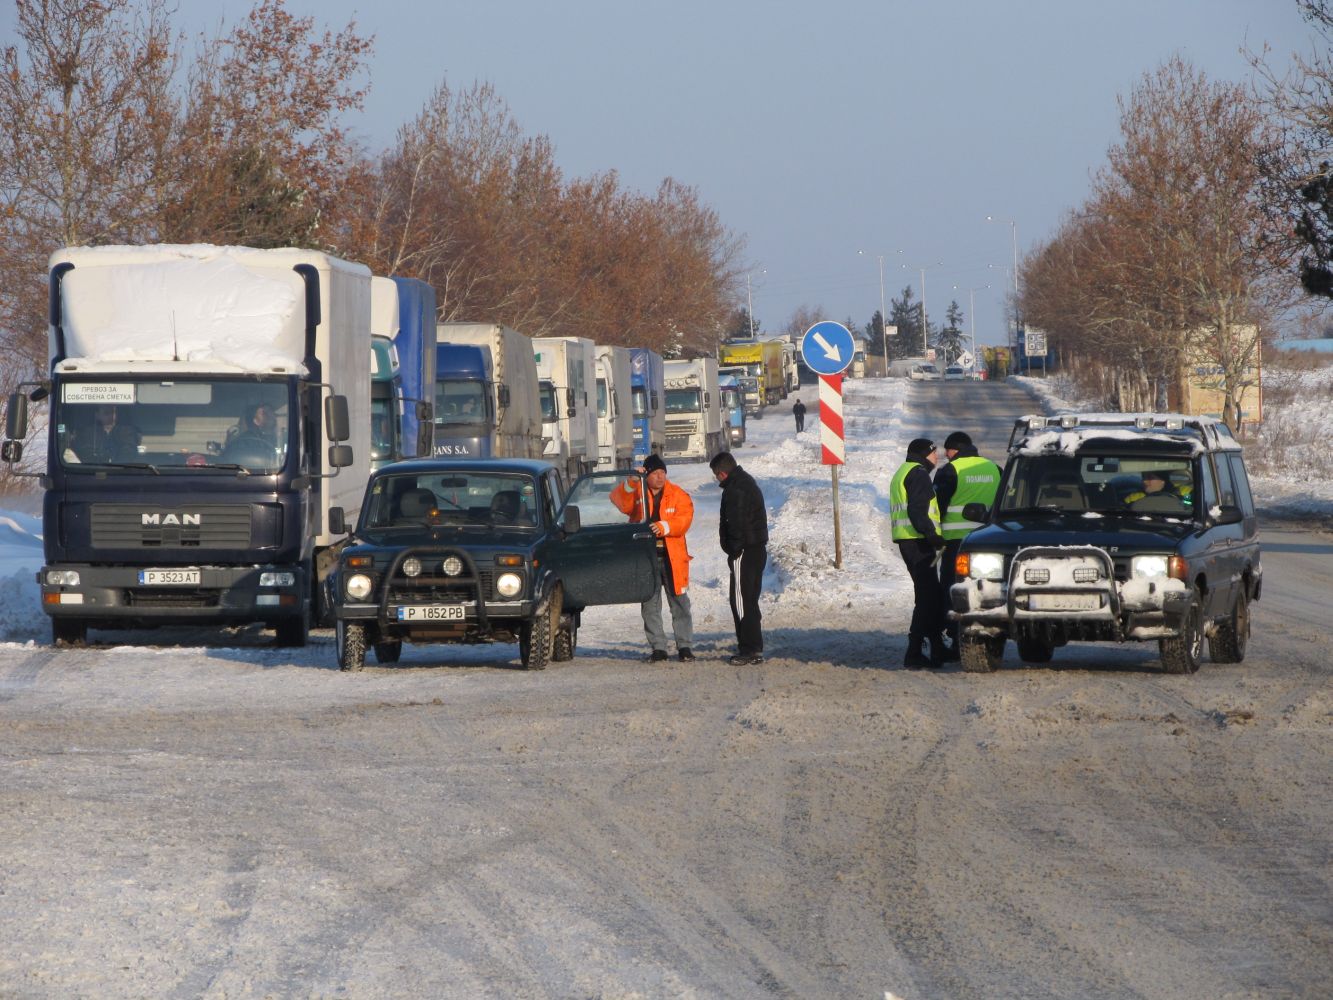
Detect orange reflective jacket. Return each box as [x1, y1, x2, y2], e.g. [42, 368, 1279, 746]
[610, 478, 694, 594]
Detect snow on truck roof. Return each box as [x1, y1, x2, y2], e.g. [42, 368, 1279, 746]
[51, 244, 369, 374]
[1008, 412, 1240, 457]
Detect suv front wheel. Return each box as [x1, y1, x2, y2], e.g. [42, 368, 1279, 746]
[1160, 588, 1203, 674]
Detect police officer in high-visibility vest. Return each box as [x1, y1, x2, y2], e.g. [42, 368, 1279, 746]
[890, 437, 950, 668]
[935, 431, 1002, 658]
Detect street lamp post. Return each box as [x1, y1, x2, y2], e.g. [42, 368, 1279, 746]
[746, 272, 757, 338]
[902, 260, 943, 357]
[986, 216, 1020, 364]
[858, 249, 894, 375]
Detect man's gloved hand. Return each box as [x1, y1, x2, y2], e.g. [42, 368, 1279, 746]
[929, 534, 948, 548]
[650, 520, 667, 538]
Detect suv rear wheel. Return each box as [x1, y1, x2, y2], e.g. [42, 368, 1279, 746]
[1160, 588, 1203, 674]
[520, 585, 560, 671]
[337, 621, 366, 671]
[552, 613, 577, 661]
[1210, 589, 1249, 663]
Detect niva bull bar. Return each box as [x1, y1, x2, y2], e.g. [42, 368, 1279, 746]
[377, 546, 490, 634]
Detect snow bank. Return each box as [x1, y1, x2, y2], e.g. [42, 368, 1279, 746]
[0, 511, 46, 641]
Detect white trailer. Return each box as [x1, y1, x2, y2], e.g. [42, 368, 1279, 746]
[594, 344, 634, 469]
[532, 336, 599, 484]
[663, 357, 724, 462]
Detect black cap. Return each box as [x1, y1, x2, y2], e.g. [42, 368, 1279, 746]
[944, 431, 972, 451]
[643, 453, 667, 474]
[907, 437, 936, 460]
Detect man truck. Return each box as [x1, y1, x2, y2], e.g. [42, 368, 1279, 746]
[2, 244, 366, 648]
[663, 357, 725, 462]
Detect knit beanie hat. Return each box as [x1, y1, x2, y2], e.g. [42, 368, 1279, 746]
[643, 453, 667, 474]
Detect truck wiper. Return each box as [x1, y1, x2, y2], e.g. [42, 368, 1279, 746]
[202, 463, 252, 477]
[76, 461, 162, 475]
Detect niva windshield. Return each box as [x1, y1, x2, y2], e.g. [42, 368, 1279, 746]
[361, 471, 541, 536]
[55, 378, 291, 473]
[997, 453, 1196, 516]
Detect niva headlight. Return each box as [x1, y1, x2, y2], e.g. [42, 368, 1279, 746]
[496, 572, 523, 598]
[345, 573, 374, 600]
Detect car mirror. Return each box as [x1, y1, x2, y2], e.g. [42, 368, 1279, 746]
[962, 502, 990, 523]
[328, 506, 346, 534]
[561, 504, 581, 534]
[1214, 505, 1244, 526]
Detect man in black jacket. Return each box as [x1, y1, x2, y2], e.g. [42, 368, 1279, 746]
[710, 451, 768, 664]
[890, 437, 949, 668]
[792, 397, 806, 433]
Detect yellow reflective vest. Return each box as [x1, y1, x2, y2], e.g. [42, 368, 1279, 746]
[889, 462, 940, 541]
[940, 456, 1002, 540]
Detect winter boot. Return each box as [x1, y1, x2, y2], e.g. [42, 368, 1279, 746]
[927, 634, 951, 667]
[903, 636, 932, 669]
[937, 632, 961, 663]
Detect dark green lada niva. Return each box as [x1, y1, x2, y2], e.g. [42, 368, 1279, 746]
[951, 413, 1261, 675]
[328, 460, 659, 670]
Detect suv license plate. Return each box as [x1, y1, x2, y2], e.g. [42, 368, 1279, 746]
[1030, 593, 1100, 611]
[139, 569, 201, 586]
[397, 605, 467, 622]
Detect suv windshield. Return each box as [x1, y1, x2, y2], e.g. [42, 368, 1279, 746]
[56, 377, 291, 473]
[998, 453, 1196, 516]
[361, 471, 541, 538]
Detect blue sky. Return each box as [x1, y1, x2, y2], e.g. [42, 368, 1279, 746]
[3, 0, 1318, 344]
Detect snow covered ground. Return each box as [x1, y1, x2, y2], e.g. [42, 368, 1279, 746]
[0, 371, 1328, 651]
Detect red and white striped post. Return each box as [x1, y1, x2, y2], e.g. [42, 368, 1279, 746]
[819, 374, 845, 568]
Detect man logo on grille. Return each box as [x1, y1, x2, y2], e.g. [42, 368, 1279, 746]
[142, 513, 202, 526]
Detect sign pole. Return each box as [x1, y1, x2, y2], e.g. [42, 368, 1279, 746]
[832, 464, 842, 569]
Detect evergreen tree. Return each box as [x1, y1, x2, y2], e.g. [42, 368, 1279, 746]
[725, 306, 758, 341]
[935, 299, 966, 362]
[887, 285, 922, 360]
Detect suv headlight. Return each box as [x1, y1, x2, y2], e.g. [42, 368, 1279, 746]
[964, 552, 1005, 581]
[345, 573, 374, 600]
[496, 572, 523, 598]
[1131, 555, 1169, 579]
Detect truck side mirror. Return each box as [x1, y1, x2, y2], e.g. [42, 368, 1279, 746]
[498, 384, 511, 408]
[6, 392, 28, 440]
[328, 506, 346, 534]
[650, 391, 659, 410]
[325, 395, 350, 442]
[1, 440, 22, 463]
[416, 401, 432, 421]
[328, 444, 353, 468]
[566, 388, 575, 416]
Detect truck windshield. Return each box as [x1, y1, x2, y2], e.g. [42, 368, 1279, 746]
[998, 453, 1196, 516]
[434, 379, 487, 427]
[539, 383, 557, 422]
[665, 389, 702, 414]
[720, 388, 740, 411]
[362, 470, 542, 535]
[55, 377, 291, 473]
[596, 378, 609, 418]
[370, 396, 397, 462]
[632, 386, 647, 417]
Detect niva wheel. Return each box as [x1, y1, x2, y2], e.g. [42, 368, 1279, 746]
[337, 620, 367, 671]
[960, 634, 1004, 673]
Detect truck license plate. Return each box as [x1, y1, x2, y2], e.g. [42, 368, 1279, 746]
[1029, 593, 1100, 611]
[396, 605, 467, 622]
[139, 569, 201, 586]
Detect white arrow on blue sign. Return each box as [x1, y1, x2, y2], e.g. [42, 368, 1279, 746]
[800, 321, 855, 377]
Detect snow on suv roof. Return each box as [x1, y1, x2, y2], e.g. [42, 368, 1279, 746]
[1007, 412, 1240, 457]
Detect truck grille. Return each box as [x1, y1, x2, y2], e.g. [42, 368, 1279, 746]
[91, 505, 254, 549]
[124, 590, 220, 608]
[666, 435, 691, 452]
[389, 571, 495, 604]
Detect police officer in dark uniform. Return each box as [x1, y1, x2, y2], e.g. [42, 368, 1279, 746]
[935, 430, 1002, 658]
[890, 437, 949, 668]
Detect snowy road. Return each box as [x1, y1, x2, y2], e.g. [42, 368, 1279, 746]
[1, 379, 1328, 999]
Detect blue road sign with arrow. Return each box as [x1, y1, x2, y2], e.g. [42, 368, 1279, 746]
[800, 321, 855, 377]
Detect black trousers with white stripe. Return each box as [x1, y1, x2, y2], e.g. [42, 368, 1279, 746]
[728, 546, 767, 655]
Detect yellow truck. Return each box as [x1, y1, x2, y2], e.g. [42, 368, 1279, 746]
[717, 340, 785, 406]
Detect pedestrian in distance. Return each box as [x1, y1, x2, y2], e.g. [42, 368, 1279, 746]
[792, 397, 806, 433]
[610, 453, 695, 662]
[935, 430, 1002, 658]
[710, 451, 768, 665]
[890, 437, 950, 668]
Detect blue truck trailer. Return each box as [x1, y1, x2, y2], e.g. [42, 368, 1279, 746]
[628, 348, 665, 464]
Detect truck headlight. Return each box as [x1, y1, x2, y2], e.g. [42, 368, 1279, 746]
[496, 572, 523, 598]
[259, 572, 295, 587]
[345, 573, 374, 600]
[1132, 555, 1169, 579]
[46, 569, 80, 586]
[965, 552, 1005, 581]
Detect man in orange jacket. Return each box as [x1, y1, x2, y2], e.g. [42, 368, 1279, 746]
[611, 453, 695, 662]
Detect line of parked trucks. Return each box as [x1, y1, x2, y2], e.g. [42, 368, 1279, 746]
[0, 244, 781, 649]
